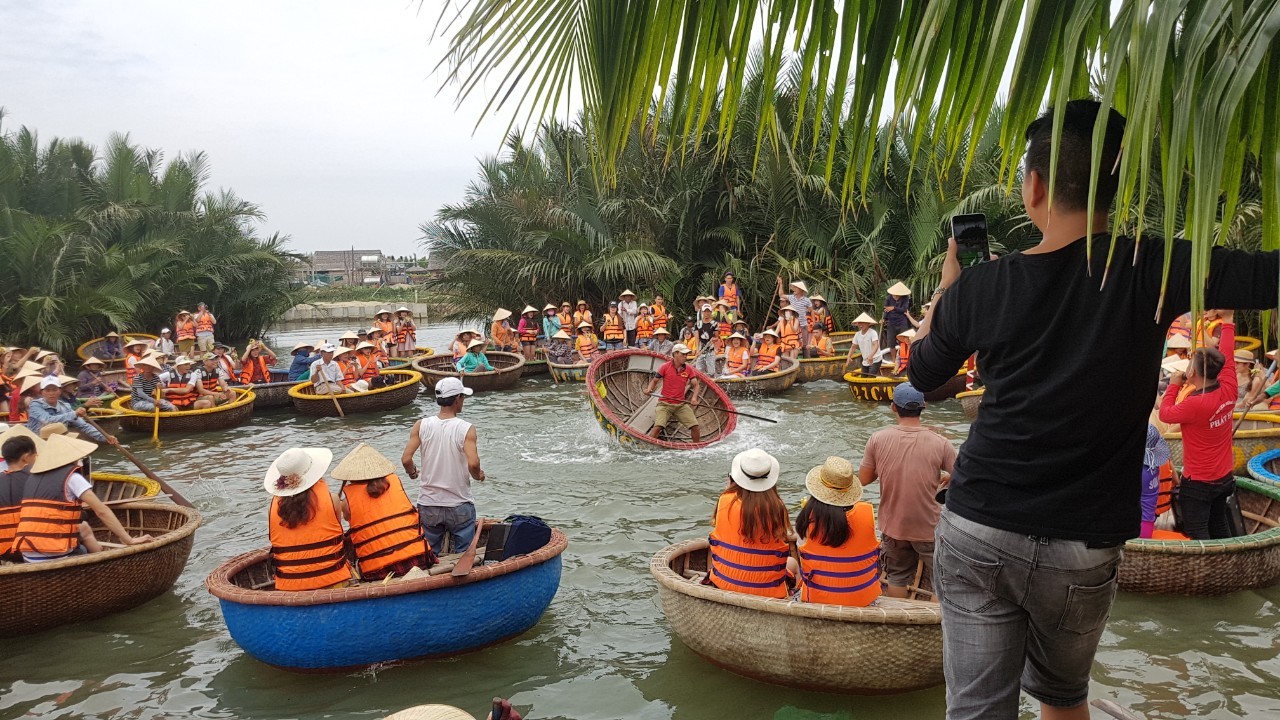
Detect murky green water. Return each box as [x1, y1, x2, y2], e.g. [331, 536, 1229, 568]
[2, 323, 1278, 719]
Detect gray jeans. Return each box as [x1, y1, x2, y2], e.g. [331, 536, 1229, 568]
[694, 350, 717, 377]
[417, 502, 476, 555]
[131, 397, 176, 412]
[935, 509, 1121, 719]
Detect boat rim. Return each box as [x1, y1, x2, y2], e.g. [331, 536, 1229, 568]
[110, 387, 256, 417]
[714, 355, 800, 384]
[0, 502, 201, 577]
[287, 368, 423, 400]
[1123, 477, 1280, 554]
[411, 351, 526, 379]
[76, 332, 160, 361]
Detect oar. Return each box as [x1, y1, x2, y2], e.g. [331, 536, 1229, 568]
[151, 385, 162, 447]
[451, 518, 487, 577]
[314, 364, 346, 418]
[82, 417, 194, 509]
[648, 394, 778, 423]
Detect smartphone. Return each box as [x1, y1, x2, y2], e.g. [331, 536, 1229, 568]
[951, 213, 990, 268]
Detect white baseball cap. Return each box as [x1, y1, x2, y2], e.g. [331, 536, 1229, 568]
[671, 344, 691, 355]
[434, 377, 474, 398]
[40, 376, 62, 390]
[319, 344, 337, 353]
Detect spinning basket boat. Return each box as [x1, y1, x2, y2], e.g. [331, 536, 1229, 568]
[205, 521, 567, 671]
[411, 352, 525, 392]
[586, 350, 737, 450]
[76, 333, 159, 367]
[1117, 478, 1280, 596]
[651, 538, 943, 694]
[957, 387, 985, 420]
[110, 388, 256, 434]
[0, 503, 201, 638]
[288, 369, 422, 417]
[713, 356, 800, 395]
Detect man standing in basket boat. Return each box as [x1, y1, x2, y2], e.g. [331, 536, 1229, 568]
[401, 377, 486, 554]
[858, 382, 953, 599]
[908, 100, 1280, 720]
[643, 344, 703, 444]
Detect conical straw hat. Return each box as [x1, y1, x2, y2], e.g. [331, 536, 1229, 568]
[887, 281, 912, 296]
[32, 433, 98, 473]
[788, 280, 808, 293]
[384, 705, 476, 720]
[852, 312, 876, 325]
[493, 308, 512, 322]
[521, 305, 538, 314]
[331, 442, 397, 482]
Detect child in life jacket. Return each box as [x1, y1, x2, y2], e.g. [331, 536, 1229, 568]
[795, 456, 881, 607]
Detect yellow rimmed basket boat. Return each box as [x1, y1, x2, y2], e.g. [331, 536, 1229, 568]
[110, 388, 256, 434]
[76, 333, 159, 367]
[0, 503, 201, 638]
[829, 331, 856, 351]
[713, 356, 800, 396]
[389, 346, 435, 364]
[548, 360, 589, 383]
[796, 354, 848, 383]
[1236, 335, 1263, 354]
[1162, 412, 1280, 476]
[844, 367, 967, 404]
[247, 369, 295, 410]
[651, 538, 943, 694]
[957, 387, 985, 420]
[1117, 477, 1280, 596]
[411, 352, 526, 392]
[91, 472, 160, 504]
[288, 368, 422, 417]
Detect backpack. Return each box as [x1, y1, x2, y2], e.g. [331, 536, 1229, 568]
[484, 514, 552, 562]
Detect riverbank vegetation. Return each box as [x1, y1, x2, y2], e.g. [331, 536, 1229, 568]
[0, 112, 300, 351]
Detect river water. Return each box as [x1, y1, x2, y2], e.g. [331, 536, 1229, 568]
[2, 322, 1278, 720]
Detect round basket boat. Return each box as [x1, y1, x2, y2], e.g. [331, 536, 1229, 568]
[522, 358, 549, 377]
[713, 356, 800, 396]
[248, 369, 295, 410]
[0, 503, 201, 638]
[1247, 448, 1280, 487]
[76, 333, 159, 366]
[110, 388, 256, 434]
[1118, 477, 1280, 596]
[389, 346, 435, 364]
[1163, 412, 1280, 476]
[651, 538, 943, 694]
[796, 355, 848, 383]
[829, 331, 855, 350]
[288, 368, 422, 417]
[411, 352, 525, 392]
[957, 387, 985, 420]
[91, 472, 160, 503]
[205, 522, 567, 671]
[844, 372, 904, 403]
[1236, 335, 1263, 354]
[586, 349, 737, 450]
[548, 360, 589, 383]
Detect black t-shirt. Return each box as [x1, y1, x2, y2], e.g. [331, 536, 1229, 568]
[695, 321, 718, 348]
[910, 235, 1278, 543]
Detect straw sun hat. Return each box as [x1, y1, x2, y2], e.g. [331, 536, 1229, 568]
[384, 705, 476, 720]
[887, 281, 912, 296]
[1166, 334, 1192, 349]
[731, 448, 780, 492]
[264, 447, 333, 497]
[853, 312, 876, 325]
[552, 330, 570, 340]
[32, 433, 98, 474]
[805, 456, 862, 506]
[522, 305, 539, 314]
[493, 308, 513, 322]
[331, 443, 396, 482]
[788, 280, 809, 293]
[467, 338, 487, 350]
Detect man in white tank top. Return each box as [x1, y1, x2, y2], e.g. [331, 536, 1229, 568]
[401, 377, 486, 553]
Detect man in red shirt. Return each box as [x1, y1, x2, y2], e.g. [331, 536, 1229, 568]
[1158, 310, 1237, 539]
[644, 344, 702, 443]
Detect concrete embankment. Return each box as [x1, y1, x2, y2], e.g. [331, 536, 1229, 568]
[280, 302, 432, 324]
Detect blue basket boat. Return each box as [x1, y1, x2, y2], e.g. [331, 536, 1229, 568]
[1248, 448, 1280, 487]
[205, 524, 567, 671]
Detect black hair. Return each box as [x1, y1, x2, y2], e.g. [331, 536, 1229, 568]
[1192, 347, 1226, 381]
[892, 403, 923, 419]
[1023, 99, 1127, 212]
[436, 395, 459, 407]
[2, 436, 36, 463]
[795, 497, 852, 547]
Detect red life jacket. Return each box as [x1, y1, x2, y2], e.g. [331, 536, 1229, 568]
[798, 502, 882, 607]
[341, 474, 430, 576]
[13, 464, 83, 557]
[268, 480, 353, 591]
[240, 356, 272, 384]
[708, 492, 790, 599]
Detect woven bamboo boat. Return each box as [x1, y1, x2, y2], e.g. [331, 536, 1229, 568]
[796, 355, 847, 383]
[86, 405, 128, 434]
[411, 352, 525, 392]
[91, 472, 160, 503]
[288, 368, 422, 417]
[844, 367, 966, 404]
[548, 360, 589, 383]
[1118, 478, 1280, 595]
[957, 387, 985, 420]
[205, 521, 567, 671]
[651, 538, 943, 693]
[76, 333, 159, 366]
[1236, 335, 1263, 354]
[713, 356, 800, 396]
[1247, 448, 1280, 487]
[586, 350, 737, 450]
[829, 331, 855, 350]
[0, 503, 201, 637]
[522, 359, 549, 377]
[389, 346, 435, 364]
[248, 369, 295, 410]
[1163, 412, 1280, 476]
[110, 388, 256, 434]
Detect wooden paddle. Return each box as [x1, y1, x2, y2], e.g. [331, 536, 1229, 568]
[647, 393, 778, 423]
[151, 384, 162, 446]
[451, 519, 487, 577]
[314, 363, 346, 418]
[82, 417, 194, 509]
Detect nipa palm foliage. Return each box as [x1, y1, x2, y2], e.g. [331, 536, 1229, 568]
[0, 112, 301, 352]
[438, 0, 1280, 321]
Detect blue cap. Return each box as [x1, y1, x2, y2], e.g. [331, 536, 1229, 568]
[892, 382, 926, 409]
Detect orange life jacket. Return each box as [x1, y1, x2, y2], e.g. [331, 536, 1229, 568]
[376, 319, 395, 337]
[125, 353, 143, 384]
[798, 502, 882, 607]
[240, 355, 272, 384]
[13, 464, 83, 557]
[268, 480, 353, 591]
[652, 305, 669, 330]
[200, 368, 224, 392]
[719, 284, 740, 308]
[0, 469, 27, 556]
[1155, 461, 1175, 516]
[519, 319, 540, 343]
[725, 345, 750, 375]
[175, 318, 196, 341]
[716, 319, 732, 339]
[778, 318, 800, 350]
[808, 309, 835, 332]
[895, 340, 911, 374]
[576, 334, 597, 359]
[708, 492, 790, 598]
[755, 342, 779, 371]
[637, 316, 654, 340]
[355, 352, 380, 380]
[574, 310, 593, 329]
[165, 372, 198, 407]
[195, 311, 215, 334]
[1167, 313, 1192, 345]
[215, 354, 237, 379]
[809, 335, 834, 356]
[558, 311, 574, 334]
[1195, 318, 1222, 348]
[451, 339, 469, 360]
[339, 359, 358, 386]
[602, 315, 624, 342]
[342, 474, 431, 576]
[395, 319, 415, 344]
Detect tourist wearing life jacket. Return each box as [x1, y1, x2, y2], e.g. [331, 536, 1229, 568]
[334, 443, 432, 581]
[353, 342, 383, 388]
[776, 308, 801, 359]
[722, 333, 751, 378]
[517, 306, 541, 361]
[491, 308, 518, 353]
[557, 303, 575, 337]
[264, 447, 354, 591]
[718, 272, 742, 313]
[808, 294, 836, 334]
[575, 323, 598, 362]
[573, 301, 594, 333]
[16, 433, 153, 562]
[450, 330, 476, 361]
[1167, 311, 1193, 349]
[374, 309, 396, 340]
[600, 303, 626, 351]
[194, 353, 237, 409]
[707, 449, 795, 599]
[163, 357, 200, 409]
[753, 330, 782, 375]
[651, 296, 669, 333]
[635, 304, 654, 348]
[894, 329, 916, 376]
[806, 325, 835, 358]
[393, 306, 418, 357]
[1194, 311, 1223, 349]
[123, 337, 149, 387]
[0, 426, 41, 559]
[174, 310, 197, 354]
[1165, 333, 1192, 359]
[797, 456, 881, 607]
[712, 302, 733, 345]
[239, 341, 278, 385]
[194, 302, 218, 352]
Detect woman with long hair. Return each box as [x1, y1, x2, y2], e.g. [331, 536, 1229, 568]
[707, 449, 796, 598]
[334, 443, 432, 581]
[265, 447, 354, 591]
[795, 456, 881, 607]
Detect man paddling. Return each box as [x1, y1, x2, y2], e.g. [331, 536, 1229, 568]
[401, 377, 486, 554]
[643, 344, 702, 444]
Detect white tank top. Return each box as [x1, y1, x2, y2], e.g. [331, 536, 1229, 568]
[417, 415, 474, 506]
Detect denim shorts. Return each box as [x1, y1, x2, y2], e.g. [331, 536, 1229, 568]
[417, 502, 476, 555]
[935, 509, 1121, 719]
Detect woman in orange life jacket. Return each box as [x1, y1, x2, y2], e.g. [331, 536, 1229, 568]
[333, 443, 432, 581]
[718, 271, 742, 314]
[491, 308, 518, 353]
[712, 301, 734, 351]
[651, 295, 670, 334]
[393, 306, 418, 356]
[600, 302, 626, 352]
[707, 448, 797, 599]
[805, 324, 836, 358]
[795, 456, 881, 607]
[575, 321, 599, 363]
[333, 347, 368, 392]
[122, 338, 149, 388]
[516, 306, 541, 361]
[808, 294, 836, 334]
[892, 328, 916, 376]
[366, 327, 391, 363]
[557, 302, 575, 337]
[635, 304, 655, 349]
[264, 447, 354, 591]
[174, 310, 197, 355]
[14, 433, 153, 563]
[0, 426, 41, 560]
[775, 307, 801, 359]
[753, 329, 783, 376]
[354, 341, 389, 389]
[573, 300, 594, 333]
[1167, 311, 1193, 347]
[1165, 333, 1192, 359]
[1195, 310, 1223, 349]
[721, 333, 752, 378]
[374, 309, 396, 339]
[451, 330, 477, 360]
[239, 340, 278, 385]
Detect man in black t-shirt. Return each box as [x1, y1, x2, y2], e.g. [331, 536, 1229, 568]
[693, 305, 719, 376]
[910, 101, 1278, 720]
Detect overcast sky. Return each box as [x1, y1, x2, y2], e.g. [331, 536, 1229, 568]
[0, 0, 517, 256]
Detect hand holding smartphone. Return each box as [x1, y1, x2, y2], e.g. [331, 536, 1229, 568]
[951, 213, 990, 269]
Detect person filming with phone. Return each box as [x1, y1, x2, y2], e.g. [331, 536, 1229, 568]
[907, 100, 1279, 720]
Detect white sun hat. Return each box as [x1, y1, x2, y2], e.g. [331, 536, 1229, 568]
[264, 447, 333, 497]
[730, 448, 780, 492]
